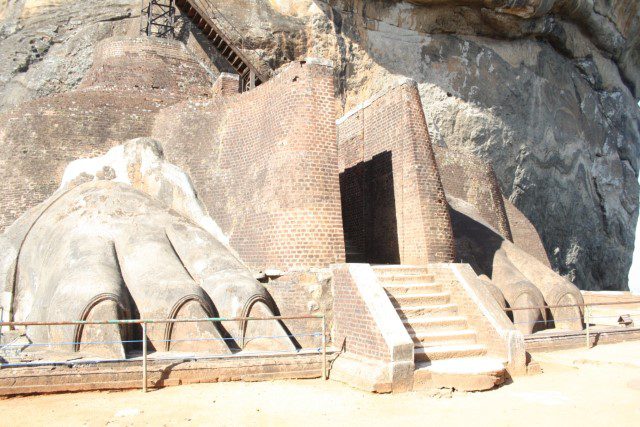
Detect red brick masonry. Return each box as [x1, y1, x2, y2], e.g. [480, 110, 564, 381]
[153, 60, 346, 271]
[336, 80, 455, 265]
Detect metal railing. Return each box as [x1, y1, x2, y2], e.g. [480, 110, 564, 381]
[0, 315, 327, 392]
[181, 0, 268, 85]
[186, 0, 249, 50]
[504, 300, 640, 347]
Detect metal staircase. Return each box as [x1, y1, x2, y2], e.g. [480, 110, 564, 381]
[179, 0, 267, 91]
[141, 0, 267, 92]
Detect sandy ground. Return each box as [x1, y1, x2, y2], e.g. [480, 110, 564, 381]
[2, 342, 640, 427]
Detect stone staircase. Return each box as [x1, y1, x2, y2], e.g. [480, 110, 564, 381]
[373, 265, 507, 391]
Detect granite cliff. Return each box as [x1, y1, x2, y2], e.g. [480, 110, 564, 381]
[1, 0, 639, 291]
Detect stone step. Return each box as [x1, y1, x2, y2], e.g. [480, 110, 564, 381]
[411, 329, 477, 347]
[388, 292, 451, 307]
[383, 283, 443, 296]
[402, 316, 468, 334]
[413, 357, 507, 391]
[377, 273, 435, 284]
[414, 344, 487, 362]
[372, 265, 430, 276]
[396, 304, 458, 319]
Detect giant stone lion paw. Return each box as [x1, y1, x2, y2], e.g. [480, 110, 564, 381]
[0, 138, 295, 358]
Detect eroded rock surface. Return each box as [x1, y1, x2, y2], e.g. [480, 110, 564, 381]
[0, 0, 139, 111]
[222, 0, 640, 291]
[0, 138, 294, 356]
[1, 0, 639, 291]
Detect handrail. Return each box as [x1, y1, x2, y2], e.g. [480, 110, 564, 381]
[182, 0, 268, 82]
[503, 299, 640, 312]
[0, 314, 320, 327]
[189, 0, 246, 48]
[0, 314, 328, 392]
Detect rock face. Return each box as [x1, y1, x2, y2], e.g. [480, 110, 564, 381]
[0, 0, 226, 111]
[0, 0, 139, 112]
[1, 0, 639, 291]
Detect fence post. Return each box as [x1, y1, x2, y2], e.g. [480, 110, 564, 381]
[321, 315, 327, 380]
[585, 306, 590, 349]
[142, 321, 148, 392]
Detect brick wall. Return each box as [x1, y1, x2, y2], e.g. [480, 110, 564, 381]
[331, 266, 392, 361]
[0, 36, 215, 232]
[336, 80, 455, 264]
[434, 147, 512, 241]
[212, 73, 240, 96]
[153, 60, 346, 271]
[503, 197, 551, 267]
[0, 90, 171, 231]
[80, 37, 215, 98]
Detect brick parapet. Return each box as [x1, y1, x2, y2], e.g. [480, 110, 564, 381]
[433, 147, 512, 241]
[336, 80, 455, 264]
[153, 60, 346, 271]
[330, 263, 414, 391]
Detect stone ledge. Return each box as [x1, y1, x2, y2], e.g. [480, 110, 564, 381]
[525, 327, 640, 352]
[0, 352, 335, 396]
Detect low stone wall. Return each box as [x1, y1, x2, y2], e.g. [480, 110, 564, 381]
[526, 327, 640, 352]
[0, 352, 334, 396]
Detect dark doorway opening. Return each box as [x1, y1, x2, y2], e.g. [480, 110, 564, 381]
[339, 151, 400, 264]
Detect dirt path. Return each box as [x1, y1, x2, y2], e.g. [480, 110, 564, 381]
[2, 342, 640, 427]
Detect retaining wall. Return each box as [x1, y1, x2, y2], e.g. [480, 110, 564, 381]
[153, 60, 346, 271]
[0, 36, 215, 232]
